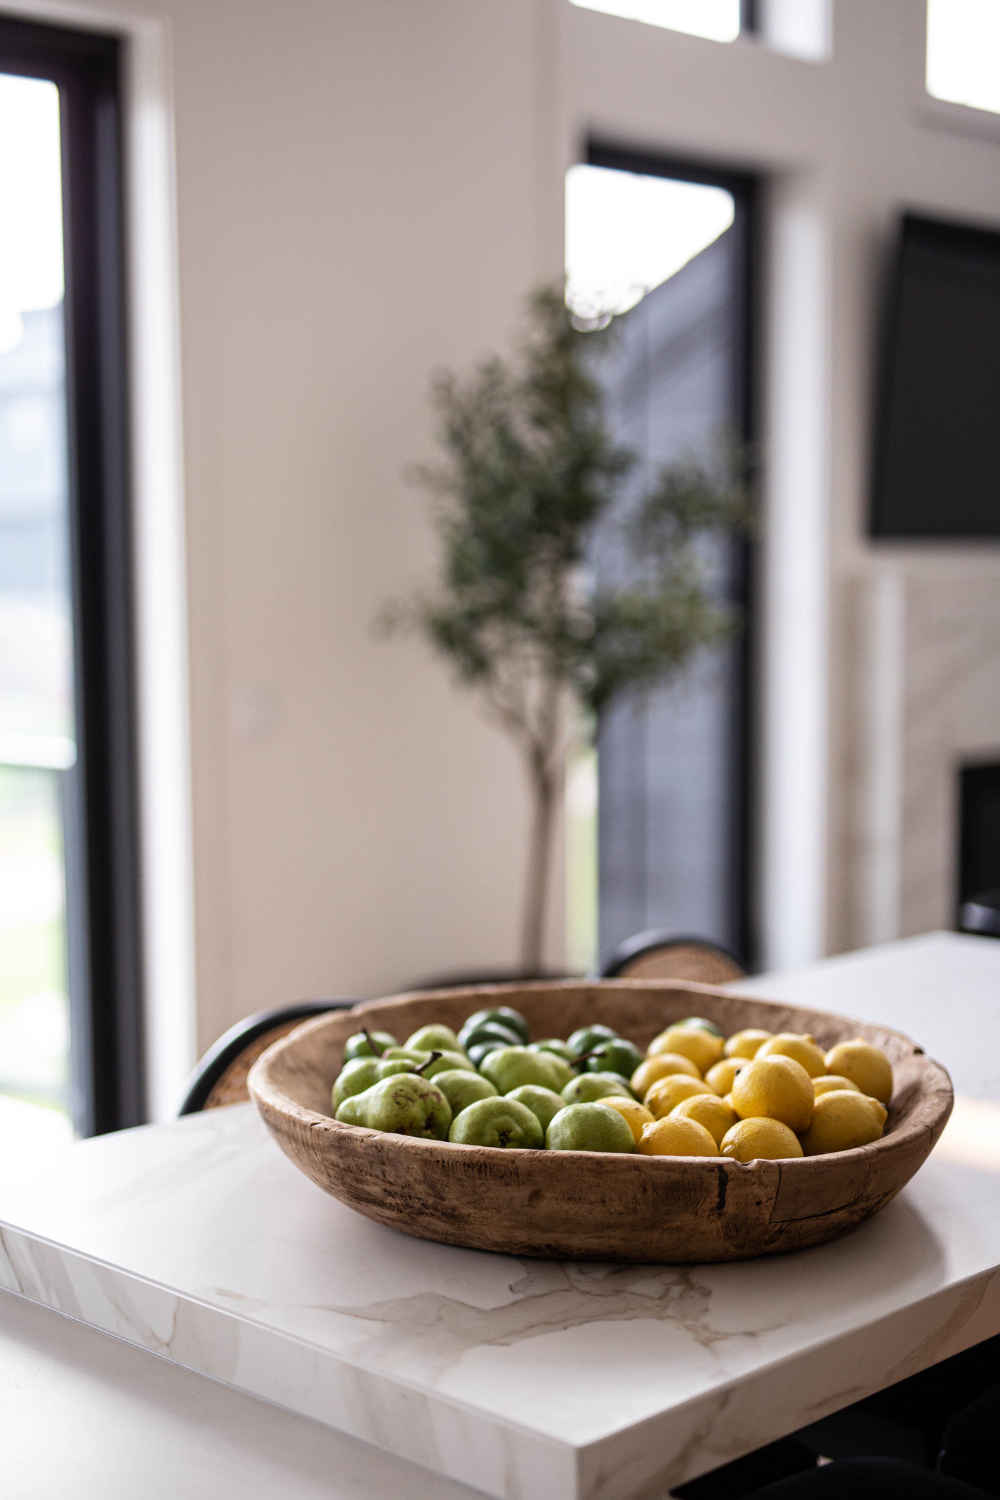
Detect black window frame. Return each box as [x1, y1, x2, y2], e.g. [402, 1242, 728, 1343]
[585, 139, 759, 964]
[0, 14, 142, 1135]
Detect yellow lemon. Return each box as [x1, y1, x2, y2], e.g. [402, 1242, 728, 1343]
[800, 1090, 888, 1156]
[812, 1074, 861, 1097]
[724, 1028, 773, 1059]
[731, 1055, 814, 1132]
[720, 1117, 804, 1162]
[648, 1026, 724, 1073]
[756, 1033, 827, 1078]
[598, 1095, 655, 1145]
[671, 1092, 738, 1146]
[705, 1058, 749, 1096]
[631, 1053, 701, 1098]
[643, 1074, 708, 1118]
[638, 1116, 719, 1157]
[823, 1040, 893, 1105]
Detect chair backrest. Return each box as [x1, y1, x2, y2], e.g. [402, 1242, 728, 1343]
[178, 999, 358, 1115]
[959, 888, 1000, 939]
[601, 930, 747, 986]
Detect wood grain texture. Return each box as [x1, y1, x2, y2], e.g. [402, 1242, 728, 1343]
[248, 981, 953, 1263]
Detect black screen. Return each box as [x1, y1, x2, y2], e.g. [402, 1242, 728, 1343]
[872, 214, 1000, 538]
[960, 762, 1000, 903]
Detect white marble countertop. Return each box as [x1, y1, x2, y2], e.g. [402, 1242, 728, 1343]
[0, 1291, 483, 1500]
[3, 932, 1000, 1500]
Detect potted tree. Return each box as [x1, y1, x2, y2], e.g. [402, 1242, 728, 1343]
[385, 287, 751, 976]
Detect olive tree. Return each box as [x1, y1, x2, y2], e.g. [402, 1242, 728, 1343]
[386, 287, 750, 974]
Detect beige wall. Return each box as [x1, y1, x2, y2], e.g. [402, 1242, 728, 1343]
[166, 0, 560, 1050]
[18, 0, 1000, 1086]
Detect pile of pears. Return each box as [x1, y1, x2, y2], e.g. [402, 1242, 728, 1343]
[330, 1006, 894, 1159]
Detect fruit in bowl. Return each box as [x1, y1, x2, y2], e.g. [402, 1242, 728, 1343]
[330, 1007, 899, 1163]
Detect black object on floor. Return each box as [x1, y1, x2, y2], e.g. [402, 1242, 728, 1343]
[740, 1456, 992, 1500]
[939, 1383, 1000, 1496]
[796, 1332, 1000, 1465]
[670, 1438, 817, 1499]
[960, 887, 1000, 939]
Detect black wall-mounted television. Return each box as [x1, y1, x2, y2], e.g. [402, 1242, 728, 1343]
[872, 213, 1000, 539]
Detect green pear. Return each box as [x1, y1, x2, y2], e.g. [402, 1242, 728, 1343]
[448, 1097, 543, 1149]
[459, 1022, 524, 1055]
[505, 1085, 565, 1134]
[336, 1074, 451, 1139]
[432, 1070, 497, 1115]
[540, 1054, 574, 1091]
[546, 1103, 635, 1153]
[458, 1007, 530, 1046]
[415, 1049, 474, 1080]
[567, 1024, 618, 1057]
[677, 1016, 724, 1038]
[528, 1039, 575, 1063]
[332, 1056, 413, 1110]
[381, 1047, 432, 1064]
[405, 1024, 461, 1054]
[343, 1029, 397, 1061]
[584, 1039, 643, 1081]
[561, 1072, 634, 1105]
[467, 1039, 512, 1067]
[335, 1091, 371, 1127]
[480, 1047, 565, 1095]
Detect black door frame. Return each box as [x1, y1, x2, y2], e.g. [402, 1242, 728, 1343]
[0, 14, 143, 1134]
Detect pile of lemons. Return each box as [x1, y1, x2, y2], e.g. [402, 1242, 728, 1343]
[607, 1019, 892, 1161]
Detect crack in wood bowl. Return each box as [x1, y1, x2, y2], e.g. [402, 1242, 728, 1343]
[248, 980, 953, 1263]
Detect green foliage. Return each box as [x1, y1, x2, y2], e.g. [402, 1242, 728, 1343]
[391, 285, 751, 752]
[382, 283, 753, 970]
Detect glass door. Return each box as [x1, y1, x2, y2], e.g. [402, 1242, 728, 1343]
[0, 72, 74, 1145]
[0, 17, 141, 1142]
[565, 147, 755, 971]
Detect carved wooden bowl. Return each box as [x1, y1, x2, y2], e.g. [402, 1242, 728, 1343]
[248, 980, 953, 1263]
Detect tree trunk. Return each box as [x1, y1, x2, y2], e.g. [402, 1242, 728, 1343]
[520, 758, 556, 976]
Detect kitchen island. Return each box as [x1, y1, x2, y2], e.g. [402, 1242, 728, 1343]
[3, 931, 999, 1500]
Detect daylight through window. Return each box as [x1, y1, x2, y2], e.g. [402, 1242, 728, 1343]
[568, 0, 741, 45]
[564, 157, 751, 973]
[926, 0, 1000, 116]
[0, 73, 73, 1141]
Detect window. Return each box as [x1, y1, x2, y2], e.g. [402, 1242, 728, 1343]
[568, 0, 743, 44]
[565, 148, 754, 972]
[0, 18, 141, 1140]
[927, 0, 1000, 116]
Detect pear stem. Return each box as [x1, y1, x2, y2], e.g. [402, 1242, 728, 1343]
[363, 1028, 386, 1057]
[414, 1051, 443, 1076]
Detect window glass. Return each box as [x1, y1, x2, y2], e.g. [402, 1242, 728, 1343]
[0, 73, 74, 1136]
[569, 0, 741, 44]
[566, 164, 735, 324]
[926, 0, 1000, 116]
[564, 160, 750, 972]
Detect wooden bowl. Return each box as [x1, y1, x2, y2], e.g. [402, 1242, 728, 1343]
[248, 980, 953, 1263]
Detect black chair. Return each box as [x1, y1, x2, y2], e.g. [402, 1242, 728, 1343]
[602, 930, 747, 985]
[959, 888, 1000, 939]
[178, 999, 358, 1115]
[672, 1336, 1000, 1500]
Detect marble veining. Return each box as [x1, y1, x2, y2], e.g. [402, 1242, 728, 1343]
[2, 935, 1000, 1500]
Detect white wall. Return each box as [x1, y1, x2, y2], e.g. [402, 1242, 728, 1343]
[19, 0, 1000, 1096]
[164, 0, 557, 1054]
